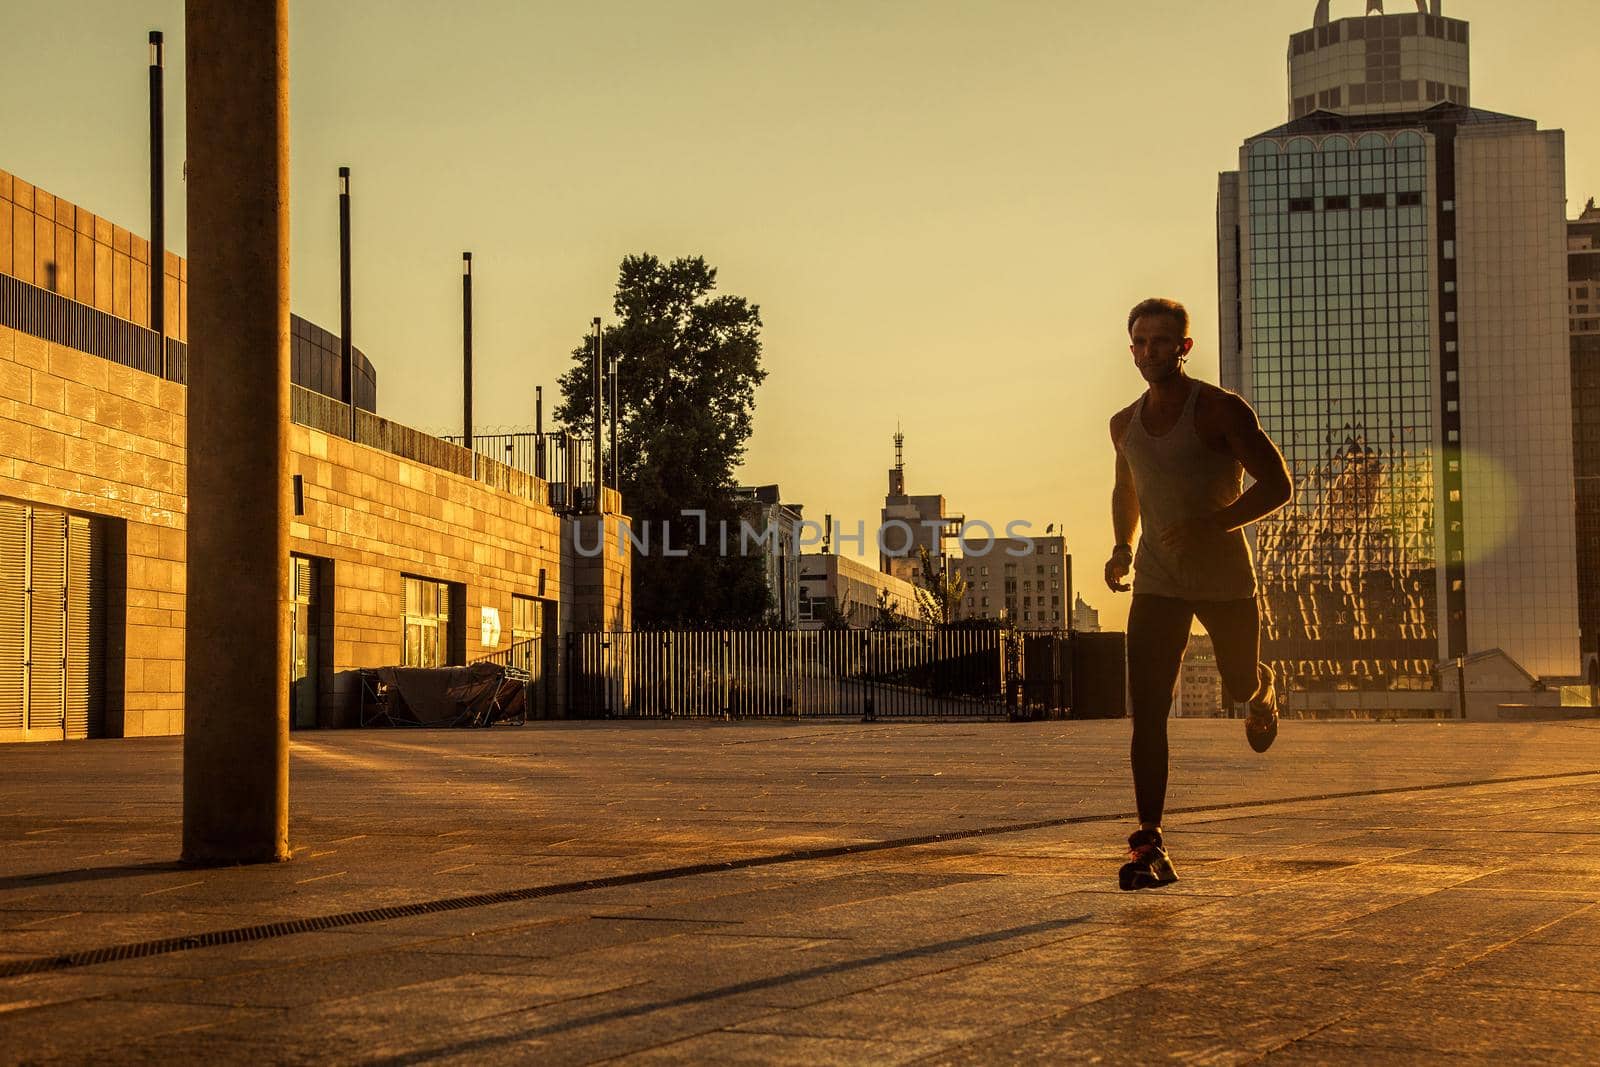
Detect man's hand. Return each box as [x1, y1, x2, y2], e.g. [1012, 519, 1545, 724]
[1160, 513, 1223, 567]
[1104, 545, 1133, 592]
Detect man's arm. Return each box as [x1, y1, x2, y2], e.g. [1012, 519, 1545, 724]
[1106, 413, 1139, 591]
[1213, 393, 1292, 531]
[1112, 446, 1139, 546]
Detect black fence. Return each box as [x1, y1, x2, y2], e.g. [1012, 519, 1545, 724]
[0, 272, 378, 410]
[472, 636, 560, 719]
[0, 272, 181, 381]
[441, 431, 596, 512]
[565, 628, 1128, 720]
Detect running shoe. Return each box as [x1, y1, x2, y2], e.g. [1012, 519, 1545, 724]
[1118, 829, 1178, 891]
[1246, 662, 1279, 753]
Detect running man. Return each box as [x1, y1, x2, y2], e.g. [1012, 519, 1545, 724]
[1105, 298, 1293, 891]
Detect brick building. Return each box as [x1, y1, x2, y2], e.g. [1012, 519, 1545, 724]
[0, 168, 629, 742]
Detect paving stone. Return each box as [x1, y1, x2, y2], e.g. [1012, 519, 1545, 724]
[2, 721, 1600, 1062]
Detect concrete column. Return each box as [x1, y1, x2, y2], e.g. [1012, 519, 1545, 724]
[182, 0, 291, 865]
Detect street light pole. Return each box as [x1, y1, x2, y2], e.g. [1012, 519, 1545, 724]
[591, 316, 603, 511]
[338, 167, 354, 440]
[462, 252, 473, 453]
[148, 30, 166, 361]
[534, 385, 545, 479]
[608, 353, 618, 488]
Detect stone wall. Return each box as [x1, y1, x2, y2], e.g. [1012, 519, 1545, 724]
[289, 425, 569, 723]
[1, 321, 632, 737]
[0, 324, 187, 736]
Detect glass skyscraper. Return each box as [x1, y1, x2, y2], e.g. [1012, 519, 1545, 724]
[1218, 3, 1580, 708]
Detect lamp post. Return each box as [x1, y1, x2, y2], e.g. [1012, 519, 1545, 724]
[462, 252, 473, 453]
[591, 316, 603, 511]
[338, 167, 354, 440]
[608, 353, 619, 488]
[534, 385, 545, 479]
[148, 31, 166, 360]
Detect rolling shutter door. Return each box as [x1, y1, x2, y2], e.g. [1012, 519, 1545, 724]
[65, 515, 102, 739]
[28, 510, 66, 739]
[0, 504, 25, 737]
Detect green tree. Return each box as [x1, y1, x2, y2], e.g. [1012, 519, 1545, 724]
[870, 587, 911, 631]
[556, 254, 770, 627]
[912, 545, 968, 629]
[812, 596, 851, 631]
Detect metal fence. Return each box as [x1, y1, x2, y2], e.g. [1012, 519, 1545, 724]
[567, 628, 1015, 719]
[0, 272, 182, 381]
[565, 627, 1129, 721]
[292, 386, 557, 509]
[441, 431, 596, 512]
[472, 636, 560, 719]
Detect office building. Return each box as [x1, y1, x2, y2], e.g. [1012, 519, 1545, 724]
[1071, 593, 1101, 633]
[798, 553, 920, 629]
[955, 535, 1069, 631]
[1569, 199, 1600, 671]
[731, 484, 804, 627]
[1217, 1, 1580, 709]
[1174, 633, 1226, 718]
[879, 430, 957, 583]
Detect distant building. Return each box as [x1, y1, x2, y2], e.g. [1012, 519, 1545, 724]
[732, 484, 803, 626]
[1174, 633, 1226, 718]
[1218, 2, 1580, 709]
[1071, 594, 1101, 633]
[798, 553, 920, 629]
[879, 430, 957, 583]
[954, 535, 1069, 631]
[1569, 199, 1600, 666]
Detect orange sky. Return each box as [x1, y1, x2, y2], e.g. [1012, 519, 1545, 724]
[3, 1, 1596, 631]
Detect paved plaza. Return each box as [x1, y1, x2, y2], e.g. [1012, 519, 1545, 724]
[2, 718, 1598, 1064]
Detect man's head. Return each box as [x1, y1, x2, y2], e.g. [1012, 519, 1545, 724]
[1127, 298, 1192, 385]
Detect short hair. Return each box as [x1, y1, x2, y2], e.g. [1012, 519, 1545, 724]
[1127, 298, 1189, 336]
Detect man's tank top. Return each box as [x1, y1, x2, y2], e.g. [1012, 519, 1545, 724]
[1119, 382, 1256, 601]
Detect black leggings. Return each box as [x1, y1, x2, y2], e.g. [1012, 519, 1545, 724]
[1128, 593, 1269, 826]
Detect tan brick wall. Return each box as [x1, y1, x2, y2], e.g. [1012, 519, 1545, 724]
[3, 331, 630, 738]
[289, 427, 571, 723]
[0, 324, 188, 737]
[0, 170, 187, 341]
[562, 513, 633, 634]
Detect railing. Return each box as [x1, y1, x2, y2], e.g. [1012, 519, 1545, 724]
[292, 385, 559, 507]
[0, 272, 180, 381]
[472, 636, 558, 718]
[441, 431, 596, 513]
[567, 628, 1013, 719]
[566, 627, 1131, 721]
[1, 271, 368, 405]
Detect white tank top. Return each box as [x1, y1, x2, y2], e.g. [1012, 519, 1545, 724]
[1119, 382, 1256, 601]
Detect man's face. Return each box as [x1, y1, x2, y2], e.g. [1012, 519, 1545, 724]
[1129, 314, 1191, 384]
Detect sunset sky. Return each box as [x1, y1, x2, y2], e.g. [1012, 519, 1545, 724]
[3, 0, 1596, 630]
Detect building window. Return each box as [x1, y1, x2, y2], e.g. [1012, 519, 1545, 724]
[403, 575, 456, 668]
